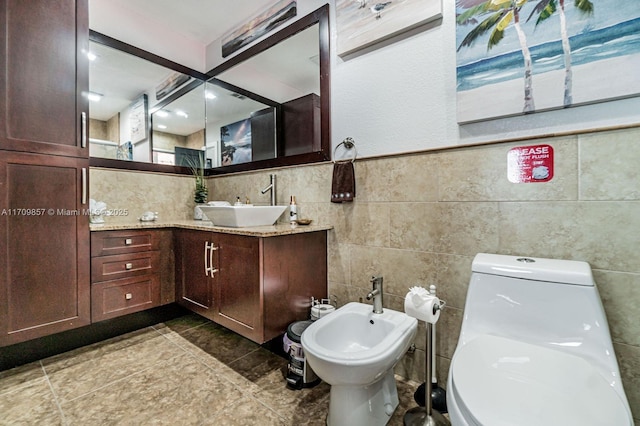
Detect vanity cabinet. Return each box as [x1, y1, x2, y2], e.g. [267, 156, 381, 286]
[0, 0, 90, 346]
[175, 229, 327, 343]
[90, 230, 175, 322]
[175, 229, 216, 316]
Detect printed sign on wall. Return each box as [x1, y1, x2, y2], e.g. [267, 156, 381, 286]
[507, 144, 554, 183]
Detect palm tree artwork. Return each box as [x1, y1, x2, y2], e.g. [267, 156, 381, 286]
[526, 0, 594, 107]
[457, 0, 536, 114]
[456, 0, 640, 123]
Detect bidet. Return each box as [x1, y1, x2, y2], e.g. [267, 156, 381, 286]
[301, 302, 417, 426]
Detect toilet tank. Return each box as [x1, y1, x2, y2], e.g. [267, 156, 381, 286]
[460, 253, 620, 385]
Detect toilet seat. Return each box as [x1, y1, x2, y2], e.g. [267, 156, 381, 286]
[451, 335, 630, 426]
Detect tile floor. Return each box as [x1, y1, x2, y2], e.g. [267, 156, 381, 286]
[0, 314, 423, 425]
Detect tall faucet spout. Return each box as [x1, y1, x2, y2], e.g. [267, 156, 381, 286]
[260, 174, 277, 206]
[367, 276, 384, 314]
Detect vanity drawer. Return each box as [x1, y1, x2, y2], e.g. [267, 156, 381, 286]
[91, 230, 160, 257]
[91, 251, 160, 282]
[91, 274, 161, 322]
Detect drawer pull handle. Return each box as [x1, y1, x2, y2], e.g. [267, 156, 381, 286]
[125, 293, 133, 300]
[125, 263, 133, 270]
[125, 238, 132, 245]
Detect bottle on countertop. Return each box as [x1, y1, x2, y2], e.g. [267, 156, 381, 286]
[234, 196, 243, 206]
[289, 195, 298, 223]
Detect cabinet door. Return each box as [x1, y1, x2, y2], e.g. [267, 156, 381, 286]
[175, 229, 216, 318]
[0, 152, 90, 346]
[0, 0, 89, 157]
[214, 234, 262, 342]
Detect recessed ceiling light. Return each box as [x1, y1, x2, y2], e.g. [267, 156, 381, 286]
[87, 52, 97, 61]
[176, 110, 189, 118]
[155, 110, 169, 118]
[87, 92, 102, 102]
[157, 124, 167, 129]
[205, 91, 216, 100]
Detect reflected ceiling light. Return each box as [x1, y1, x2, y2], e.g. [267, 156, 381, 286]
[155, 110, 169, 118]
[205, 91, 216, 100]
[87, 91, 102, 102]
[157, 124, 167, 129]
[176, 110, 189, 118]
[87, 52, 97, 61]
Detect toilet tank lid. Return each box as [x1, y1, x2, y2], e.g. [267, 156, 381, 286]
[472, 253, 594, 286]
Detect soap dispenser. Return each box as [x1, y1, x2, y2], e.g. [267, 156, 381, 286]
[289, 196, 298, 223]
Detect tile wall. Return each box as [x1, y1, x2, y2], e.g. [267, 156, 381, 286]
[90, 127, 640, 422]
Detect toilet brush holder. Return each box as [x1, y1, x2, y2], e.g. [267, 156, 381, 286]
[404, 303, 450, 426]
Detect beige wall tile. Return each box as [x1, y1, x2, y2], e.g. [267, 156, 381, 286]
[349, 246, 437, 298]
[356, 155, 439, 202]
[499, 201, 640, 272]
[580, 128, 640, 201]
[614, 342, 640, 422]
[438, 137, 578, 202]
[595, 270, 640, 347]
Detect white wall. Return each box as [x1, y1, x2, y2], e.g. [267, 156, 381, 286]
[89, 0, 206, 71]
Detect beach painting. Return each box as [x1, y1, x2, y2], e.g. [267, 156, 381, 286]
[336, 0, 442, 57]
[221, 1, 297, 58]
[456, 0, 640, 123]
[220, 119, 252, 166]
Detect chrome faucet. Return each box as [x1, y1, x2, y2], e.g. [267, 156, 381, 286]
[260, 174, 277, 206]
[366, 276, 384, 314]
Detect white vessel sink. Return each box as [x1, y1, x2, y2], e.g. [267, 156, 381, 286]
[199, 205, 287, 227]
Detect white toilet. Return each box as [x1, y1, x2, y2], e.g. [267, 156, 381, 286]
[447, 253, 633, 426]
[301, 302, 417, 426]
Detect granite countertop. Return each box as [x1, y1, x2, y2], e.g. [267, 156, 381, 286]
[89, 220, 333, 237]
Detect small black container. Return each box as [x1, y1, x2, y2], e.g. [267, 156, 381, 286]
[283, 320, 320, 390]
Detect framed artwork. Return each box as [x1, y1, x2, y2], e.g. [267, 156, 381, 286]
[222, 1, 297, 58]
[129, 94, 148, 144]
[456, 0, 640, 123]
[336, 0, 442, 57]
[156, 71, 191, 100]
[220, 118, 252, 165]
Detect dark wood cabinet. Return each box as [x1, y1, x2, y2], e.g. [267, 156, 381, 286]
[90, 230, 174, 322]
[282, 93, 321, 157]
[0, 153, 90, 346]
[0, 0, 90, 346]
[175, 229, 216, 316]
[0, 0, 89, 158]
[176, 229, 328, 343]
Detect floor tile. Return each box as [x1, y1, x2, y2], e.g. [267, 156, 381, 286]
[42, 327, 187, 402]
[0, 374, 63, 425]
[61, 352, 244, 425]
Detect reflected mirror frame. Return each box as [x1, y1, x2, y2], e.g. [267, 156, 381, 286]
[88, 31, 208, 174]
[89, 4, 330, 175]
[206, 4, 331, 175]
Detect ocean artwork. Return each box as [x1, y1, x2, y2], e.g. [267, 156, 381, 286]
[220, 119, 252, 166]
[336, 0, 442, 57]
[456, 0, 640, 123]
[221, 1, 297, 58]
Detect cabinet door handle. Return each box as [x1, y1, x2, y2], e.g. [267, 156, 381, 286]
[209, 242, 215, 277]
[125, 293, 133, 300]
[81, 168, 87, 205]
[204, 241, 210, 276]
[81, 112, 87, 148]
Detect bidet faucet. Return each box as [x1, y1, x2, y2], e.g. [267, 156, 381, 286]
[366, 276, 384, 314]
[260, 174, 277, 206]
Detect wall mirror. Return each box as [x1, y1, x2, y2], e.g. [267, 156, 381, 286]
[89, 4, 329, 174]
[88, 34, 205, 168]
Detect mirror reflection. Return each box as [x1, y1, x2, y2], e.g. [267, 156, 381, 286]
[151, 84, 206, 166]
[206, 23, 320, 169]
[88, 4, 329, 173]
[88, 39, 195, 163]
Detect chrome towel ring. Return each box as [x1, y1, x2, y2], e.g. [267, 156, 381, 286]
[333, 137, 358, 163]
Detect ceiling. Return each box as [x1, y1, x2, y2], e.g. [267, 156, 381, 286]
[101, 0, 280, 45]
